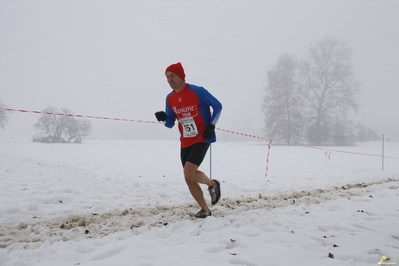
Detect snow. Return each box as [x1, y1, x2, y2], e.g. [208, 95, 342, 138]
[1, 138, 399, 266]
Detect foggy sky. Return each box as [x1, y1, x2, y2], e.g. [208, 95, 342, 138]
[1, 0, 398, 141]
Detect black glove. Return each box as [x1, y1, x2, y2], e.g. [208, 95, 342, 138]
[202, 124, 215, 139]
[155, 111, 167, 122]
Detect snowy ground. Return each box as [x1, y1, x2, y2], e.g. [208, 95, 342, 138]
[0, 138, 398, 266]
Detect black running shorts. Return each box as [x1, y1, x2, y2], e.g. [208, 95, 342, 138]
[180, 142, 210, 167]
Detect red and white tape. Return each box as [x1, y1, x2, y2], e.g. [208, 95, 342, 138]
[2, 107, 398, 175]
[2, 108, 160, 124]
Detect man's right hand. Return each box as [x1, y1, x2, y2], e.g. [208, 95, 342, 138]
[155, 111, 167, 122]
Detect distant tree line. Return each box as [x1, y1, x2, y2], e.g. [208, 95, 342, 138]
[262, 36, 378, 146]
[33, 107, 92, 143]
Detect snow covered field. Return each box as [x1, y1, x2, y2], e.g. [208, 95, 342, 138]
[1, 138, 398, 266]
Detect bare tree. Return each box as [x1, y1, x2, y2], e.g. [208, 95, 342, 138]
[33, 107, 64, 142]
[0, 102, 9, 129]
[33, 107, 92, 143]
[300, 37, 360, 145]
[262, 54, 304, 143]
[62, 109, 92, 143]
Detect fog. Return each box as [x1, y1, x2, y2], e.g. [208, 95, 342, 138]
[1, 0, 398, 141]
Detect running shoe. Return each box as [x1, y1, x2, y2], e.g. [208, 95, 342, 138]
[193, 209, 212, 218]
[208, 179, 221, 205]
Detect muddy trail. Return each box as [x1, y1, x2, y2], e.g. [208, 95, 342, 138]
[1, 177, 398, 249]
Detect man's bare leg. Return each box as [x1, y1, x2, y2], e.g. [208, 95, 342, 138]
[184, 161, 215, 213]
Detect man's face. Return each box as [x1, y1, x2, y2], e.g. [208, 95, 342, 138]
[166, 71, 184, 91]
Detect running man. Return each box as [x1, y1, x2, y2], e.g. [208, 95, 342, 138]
[155, 62, 222, 218]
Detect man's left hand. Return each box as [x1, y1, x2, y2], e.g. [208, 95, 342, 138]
[202, 124, 215, 139]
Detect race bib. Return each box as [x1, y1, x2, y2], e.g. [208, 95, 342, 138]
[180, 117, 198, 138]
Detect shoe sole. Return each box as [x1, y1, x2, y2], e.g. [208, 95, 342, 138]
[210, 179, 221, 205]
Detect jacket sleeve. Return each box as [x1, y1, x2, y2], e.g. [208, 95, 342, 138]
[164, 94, 175, 128]
[196, 87, 222, 125]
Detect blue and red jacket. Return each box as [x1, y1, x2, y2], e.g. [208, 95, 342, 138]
[164, 84, 222, 148]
